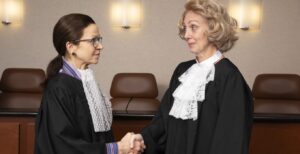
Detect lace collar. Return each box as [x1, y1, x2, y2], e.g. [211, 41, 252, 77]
[60, 59, 112, 132]
[78, 69, 112, 132]
[169, 51, 223, 120]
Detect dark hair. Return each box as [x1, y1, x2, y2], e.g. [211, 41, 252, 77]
[46, 13, 95, 82]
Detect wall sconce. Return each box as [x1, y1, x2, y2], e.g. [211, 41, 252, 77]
[0, 0, 24, 25]
[111, 0, 142, 29]
[228, 0, 262, 30]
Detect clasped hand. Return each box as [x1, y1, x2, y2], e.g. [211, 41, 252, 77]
[118, 132, 146, 154]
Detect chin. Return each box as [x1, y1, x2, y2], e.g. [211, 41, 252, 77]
[90, 60, 99, 64]
[189, 49, 198, 54]
[93, 58, 100, 63]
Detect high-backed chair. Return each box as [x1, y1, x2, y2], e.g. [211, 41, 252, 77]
[252, 74, 300, 114]
[0, 68, 46, 109]
[250, 74, 300, 154]
[110, 73, 160, 115]
[110, 73, 160, 140]
[0, 68, 45, 154]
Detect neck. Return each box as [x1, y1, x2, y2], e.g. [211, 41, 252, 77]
[64, 55, 88, 70]
[196, 45, 218, 62]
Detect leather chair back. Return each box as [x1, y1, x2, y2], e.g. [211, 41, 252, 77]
[110, 73, 159, 115]
[0, 68, 46, 109]
[252, 74, 300, 114]
[253, 74, 300, 100]
[110, 73, 158, 98]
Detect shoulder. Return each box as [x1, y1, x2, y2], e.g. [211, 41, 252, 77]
[174, 59, 196, 75]
[41, 74, 83, 114]
[215, 58, 243, 78]
[166, 59, 196, 88]
[177, 59, 196, 69]
[215, 58, 252, 91]
[45, 74, 82, 92]
[214, 58, 250, 88]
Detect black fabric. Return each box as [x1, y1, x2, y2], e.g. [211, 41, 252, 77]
[35, 74, 114, 154]
[141, 58, 253, 154]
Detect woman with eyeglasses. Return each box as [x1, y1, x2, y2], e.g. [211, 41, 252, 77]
[35, 13, 145, 154]
[140, 0, 253, 154]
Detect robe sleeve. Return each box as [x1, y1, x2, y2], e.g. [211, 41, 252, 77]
[141, 64, 181, 154]
[35, 85, 109, 154]
[209, 70, 253, 154]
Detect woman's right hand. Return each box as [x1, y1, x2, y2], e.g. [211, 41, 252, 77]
[117, 132, 145, 154]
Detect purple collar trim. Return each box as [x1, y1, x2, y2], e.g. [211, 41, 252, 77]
[59, 59, 81, 80]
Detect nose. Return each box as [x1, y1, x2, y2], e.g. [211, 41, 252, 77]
[96, 42, 103, 50]
[184, 29, 191, 40]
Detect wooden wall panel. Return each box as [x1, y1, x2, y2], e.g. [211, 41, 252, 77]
[112, 118, 152, 141]
[0, 122, 20, 154]
[20, 122, 35, 154]
[250, 123, 300, 154]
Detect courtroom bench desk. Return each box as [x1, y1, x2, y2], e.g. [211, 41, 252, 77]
[2, 109, 300, 154]
[250, 114, 300, 154]
[0, 108, 154, 154]
[113, 112, 300, 154]
[0, 108, 38, 154]
[112, 113, 154, 141]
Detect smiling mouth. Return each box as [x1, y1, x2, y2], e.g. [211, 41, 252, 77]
[188, 43, 194, 47]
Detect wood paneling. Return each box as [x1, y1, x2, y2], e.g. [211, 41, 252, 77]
[112, 117, 152, 141]
[20, 122, 35, 154]
[250, 123, 300, 154]
[0, 122, 20, 154]
[0, 117, 36, 154]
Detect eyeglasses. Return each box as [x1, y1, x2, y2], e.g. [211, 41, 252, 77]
[73, 36, 103, 47]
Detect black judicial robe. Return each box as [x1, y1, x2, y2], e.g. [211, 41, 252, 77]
[35, 74, 115, 154]
[141, 58, 253, 154]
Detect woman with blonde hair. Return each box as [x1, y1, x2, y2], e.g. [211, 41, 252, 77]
[140, 0, 253, 153]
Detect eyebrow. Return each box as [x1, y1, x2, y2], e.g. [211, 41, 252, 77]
[93, 34, 101, 37]
[81, 35, 101, 40]
[183, 20, 200, 26]
[89, 35, 101, 38]
[187, 20, 200, 24]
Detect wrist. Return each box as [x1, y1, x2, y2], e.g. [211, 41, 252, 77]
[117, 141, 124, 154]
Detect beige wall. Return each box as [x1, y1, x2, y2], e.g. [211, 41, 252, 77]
[0, 0, 299, 99]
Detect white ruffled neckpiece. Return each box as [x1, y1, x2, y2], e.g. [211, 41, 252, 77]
[169, 51, 223, 120]
[77, 68, 112, 132]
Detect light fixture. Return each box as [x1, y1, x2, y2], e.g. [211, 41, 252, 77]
[228, 0, 262, 30]
[111, 0, 142, 29]
[0, 0, 24, 25]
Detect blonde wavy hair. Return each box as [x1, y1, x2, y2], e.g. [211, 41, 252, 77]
[179, 0, 238, 52]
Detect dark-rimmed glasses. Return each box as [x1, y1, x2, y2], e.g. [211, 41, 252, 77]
[73, 36, 102, 47]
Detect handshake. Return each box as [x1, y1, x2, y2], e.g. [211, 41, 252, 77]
[117, 132, 146, 154]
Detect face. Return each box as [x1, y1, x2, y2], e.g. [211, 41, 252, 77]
[183, 11, 212, 55]
[73, 24, 103, 66]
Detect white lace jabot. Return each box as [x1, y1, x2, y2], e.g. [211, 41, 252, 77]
[78, 68, 112, 132]
[169, 51, 223, 120]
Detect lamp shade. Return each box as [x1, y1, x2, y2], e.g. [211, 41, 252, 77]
[0, 0, 24, 25]
[228, 0, 262, 30]
[111, 0, 141, 29]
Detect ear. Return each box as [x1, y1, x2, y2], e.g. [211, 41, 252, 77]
[66, 41, 77, 55]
